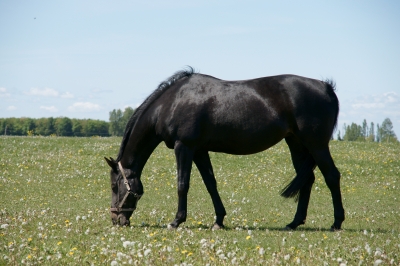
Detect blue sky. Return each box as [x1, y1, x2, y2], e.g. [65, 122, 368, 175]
[1, 1, 399, 138]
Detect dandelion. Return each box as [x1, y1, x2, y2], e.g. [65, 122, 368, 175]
[1, 224, 9, 229]
[57, 241, 62, 246]
[246, 235, 251, 240]
[259, 247, 265, 255]
[144, 249, 151, 256]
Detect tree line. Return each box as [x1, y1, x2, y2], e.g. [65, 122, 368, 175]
[1, 108, 398, 142]
[0, 107, 135, 137]
[338, 118, 398, 143]
[0, 117, 109, 137]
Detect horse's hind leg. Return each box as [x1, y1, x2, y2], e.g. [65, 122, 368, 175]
[311, 147, 345, 230]
[194, 150, 226, 229]
[285, 136, 316, 230]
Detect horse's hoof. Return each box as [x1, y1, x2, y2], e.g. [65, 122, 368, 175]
[212, 223, 224, 230]
[330, 226, 342, 232]
[282, 226, 294, 231]
[167, 224, 177, 230]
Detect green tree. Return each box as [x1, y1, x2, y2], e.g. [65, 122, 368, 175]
[343, 123, 363, 141]
[367, 122, 375, 142]
[379, 118, 397, 143]
[72, 119, 83, 136]
[109, 109, 124, 136]
[121, 107, 135, 130]
[55, 117, 73, 136]
[362, 119, 368, 138]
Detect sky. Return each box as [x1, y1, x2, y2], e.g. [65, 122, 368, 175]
[1, 1, 399, 138]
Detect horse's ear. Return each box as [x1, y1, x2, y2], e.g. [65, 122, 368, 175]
[104, 157, 118, 172]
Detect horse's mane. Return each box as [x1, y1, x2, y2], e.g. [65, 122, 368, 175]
[116, 66, 195, 161]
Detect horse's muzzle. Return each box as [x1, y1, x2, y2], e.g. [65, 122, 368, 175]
[111, 211, 131, 226]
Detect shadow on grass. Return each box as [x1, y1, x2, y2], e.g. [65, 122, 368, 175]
[125, 223, 393, 233]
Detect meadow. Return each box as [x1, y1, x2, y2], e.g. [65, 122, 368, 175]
[0, 136, 399, 265]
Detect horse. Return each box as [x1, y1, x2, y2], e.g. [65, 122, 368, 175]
[105, 66, 344, 231]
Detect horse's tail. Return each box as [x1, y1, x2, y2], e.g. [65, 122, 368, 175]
[280, 154, 316, 201]
[324, 79, 339, 133]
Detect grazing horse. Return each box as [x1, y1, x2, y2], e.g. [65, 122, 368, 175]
[105, 67, 344, 231]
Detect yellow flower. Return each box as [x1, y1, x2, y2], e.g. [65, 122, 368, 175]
[246, 235, 251, 240]
[28, 237, 32, 242]
[57, 241, 62, 245]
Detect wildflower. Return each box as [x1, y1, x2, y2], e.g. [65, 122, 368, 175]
[1, 224, 9, 229]
[57, 241, 62, 246]
[259, 248, 265, 255]
[246, 236, 251, 240]
[144, 249, 151, 256]
[374, 259, 383, 266]
[110, 261, 118, 266]
[284, 254, 290, 260]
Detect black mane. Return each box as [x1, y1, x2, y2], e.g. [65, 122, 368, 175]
[116, 66, 195, 161]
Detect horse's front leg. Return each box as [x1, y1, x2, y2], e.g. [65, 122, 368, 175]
[168, 141, 194, 229]
[194, 150, 226, 229]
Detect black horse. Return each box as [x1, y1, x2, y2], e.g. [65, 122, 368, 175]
[105, 67, 344, 231]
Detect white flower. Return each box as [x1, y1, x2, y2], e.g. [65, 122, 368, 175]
[110, 261, 118, 266]
[1, 224, 9, 229]
[122, 241, 132, 248]
[144, 249, 151, 256]
[259, 248, 265, 255]
[365, 243, 371, 254]
[284, 254, 290, 260]
[76, 216, 81, 221]
[374, 259, 383, 266]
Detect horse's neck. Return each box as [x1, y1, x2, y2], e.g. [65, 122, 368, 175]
[121, 126, 161, 175]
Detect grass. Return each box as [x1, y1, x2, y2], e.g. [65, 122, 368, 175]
[0, 136, 399, 265]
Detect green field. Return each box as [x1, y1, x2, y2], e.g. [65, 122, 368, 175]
[1, 136, 399, 265]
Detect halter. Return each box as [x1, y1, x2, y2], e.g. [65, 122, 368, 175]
[110, 162, 142, 212]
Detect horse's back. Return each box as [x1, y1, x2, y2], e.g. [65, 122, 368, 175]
[155, 74, 338, 153]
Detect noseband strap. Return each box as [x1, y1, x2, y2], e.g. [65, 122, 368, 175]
[110, 162, 142, 212]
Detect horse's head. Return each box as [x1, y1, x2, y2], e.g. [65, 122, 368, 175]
[104, 157, 143, 226]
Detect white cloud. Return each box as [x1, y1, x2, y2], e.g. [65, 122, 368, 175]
[68, 102, 101, 112]
[61, 92, 74, 98]
[350, 92, 399, 110]
[351, 103, 385, 109]
[40, 106, 58, 112]
[26, 87, 59, 97]
[0, 87, 11, 97]
[7, 105, 17, 111]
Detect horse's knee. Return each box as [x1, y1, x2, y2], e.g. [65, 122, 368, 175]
[324, 168, 341, 189]
[177, 183, 190, 196]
